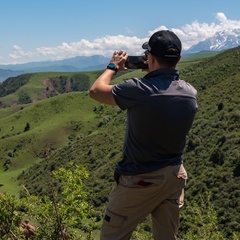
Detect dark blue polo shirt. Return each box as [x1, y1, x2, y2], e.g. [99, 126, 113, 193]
[112, 69, 198, 175]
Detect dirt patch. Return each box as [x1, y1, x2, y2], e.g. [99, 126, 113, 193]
[42, 78, 58, 98]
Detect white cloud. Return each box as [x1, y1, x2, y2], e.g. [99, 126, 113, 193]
[174, 12, 240, 49]
[5, 12, 240, 64]
[216, 12, 227, 22]
[216, 12, 240, 30]
[35, 35, 146, 61]
[8, 45, 34, 60]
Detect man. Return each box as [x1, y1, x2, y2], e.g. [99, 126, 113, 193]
[89, 30, 198, 240]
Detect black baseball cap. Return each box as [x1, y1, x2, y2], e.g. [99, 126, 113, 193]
[142, 30, 182, 58]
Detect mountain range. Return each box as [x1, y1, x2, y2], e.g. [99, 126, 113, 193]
[0, 69, 24, 82]
[0, 55, 110, 82]
[0, 29, 240, 82]
[185, 28, 240, 53]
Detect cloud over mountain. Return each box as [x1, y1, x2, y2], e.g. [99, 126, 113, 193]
[186, 28, 240, 53]
[4, 12, 240, 64]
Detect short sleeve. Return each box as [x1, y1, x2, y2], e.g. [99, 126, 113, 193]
[112, 78, 145, 110]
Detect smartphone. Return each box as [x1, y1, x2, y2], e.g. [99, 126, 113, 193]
[125, 56, 148, 69]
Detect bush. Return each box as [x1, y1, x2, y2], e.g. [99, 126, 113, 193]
[0, 163, 96, 239]
[180, 193, 225, 240]
[18, 91, 32, 104]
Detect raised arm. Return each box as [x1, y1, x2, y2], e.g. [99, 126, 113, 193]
[89, 50, 128, 105]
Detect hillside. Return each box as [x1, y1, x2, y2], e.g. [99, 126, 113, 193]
[179, 46, 240, 236]
[0, 48, 240, 238]
[0, 69, 143, 194]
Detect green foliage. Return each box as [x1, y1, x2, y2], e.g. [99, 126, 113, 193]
[24, 122, 30, 132]
[23, 162, 95, 239]
[0, 193, 22, 239]
[18, 91, 32, 104]
[180, 193, 240, 240]
[52, 162, 94, 227]
[180, 193, 225, 240]
[0, 163, 95, 239]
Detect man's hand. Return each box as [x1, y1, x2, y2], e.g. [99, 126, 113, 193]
[109, 50, 128, 72]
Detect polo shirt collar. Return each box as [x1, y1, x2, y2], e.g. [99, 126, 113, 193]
[144, 69, 180, 80]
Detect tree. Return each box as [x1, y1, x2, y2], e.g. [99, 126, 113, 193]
[18, 91, 31, 104]
[24, 122, 30, 132]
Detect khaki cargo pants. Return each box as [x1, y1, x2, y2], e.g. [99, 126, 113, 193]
[100, 164, 187, 240]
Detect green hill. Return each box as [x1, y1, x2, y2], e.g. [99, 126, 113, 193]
[180, 46, 240, 236]
[0, 48, 240, 238]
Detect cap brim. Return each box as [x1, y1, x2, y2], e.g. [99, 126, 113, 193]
[142, 42, 149, 49]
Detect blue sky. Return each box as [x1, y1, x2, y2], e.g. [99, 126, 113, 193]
[1, 0, 240, 64]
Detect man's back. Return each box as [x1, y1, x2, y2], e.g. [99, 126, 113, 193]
[113, 69, 197, 175]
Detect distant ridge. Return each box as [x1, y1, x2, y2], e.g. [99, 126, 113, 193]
[0, 69, 24, 82]
[0, 55, 110, 81]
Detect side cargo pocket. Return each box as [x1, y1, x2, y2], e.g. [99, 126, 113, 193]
[103, 208, 128, 227]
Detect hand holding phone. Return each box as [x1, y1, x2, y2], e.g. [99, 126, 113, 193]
[125, 56, 148, 69]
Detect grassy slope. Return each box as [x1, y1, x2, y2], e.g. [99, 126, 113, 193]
[0, 69, 138, 195]
[0, 68, 107, 195]
[0, 92, 98, 194]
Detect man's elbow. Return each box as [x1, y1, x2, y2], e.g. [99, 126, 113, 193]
[89, 86, 116, 105]
[89, 87, 97, 100]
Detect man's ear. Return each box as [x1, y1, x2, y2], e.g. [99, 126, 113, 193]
[148, 53, 154, 65]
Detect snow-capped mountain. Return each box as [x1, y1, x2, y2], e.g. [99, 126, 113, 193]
[186, 29, 240, 53]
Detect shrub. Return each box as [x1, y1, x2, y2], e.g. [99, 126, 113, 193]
[180, 193, 225, 240]
[210, 148, 224, 165]
[1, 163, 96, 239]
[18, 91, 31, 104]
